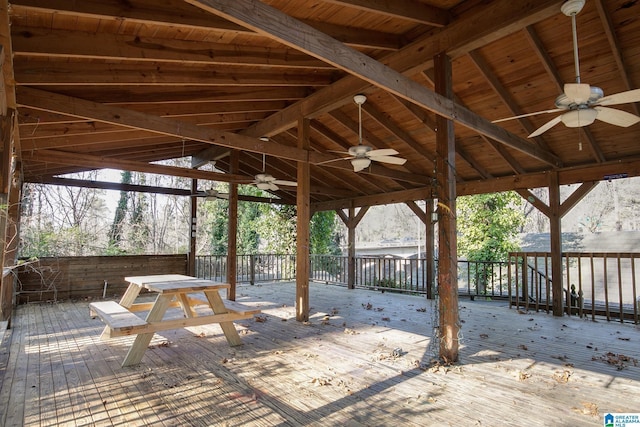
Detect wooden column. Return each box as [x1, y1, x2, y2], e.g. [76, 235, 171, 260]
[425, 198, 436, 300]
[296, 117, 311, 321]
[346, 206, 356, 289]
[0, 111, 14, 322]
[227, 150, 239, 301]
[548, 171, 563, 316]
[187, 179, 197, 276]
[435, 52, 459, 363]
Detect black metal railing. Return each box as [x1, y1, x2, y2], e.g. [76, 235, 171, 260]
[508, 252, 639, 324]
[195, 254, 509, 297]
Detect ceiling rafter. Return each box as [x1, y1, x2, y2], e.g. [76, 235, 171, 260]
[419, 68, 528, 176]
[15, 62, 335, 87]
[11, 26, 333, 70]
[593, 0, 639, 116]
[467, 49, 554, 153]
[225, 0, 565, 167]
[321, 0, 450, 27]
[306, 121, 395, 194]
[361, 101, 435, 170]
[10, 0, 401, 51]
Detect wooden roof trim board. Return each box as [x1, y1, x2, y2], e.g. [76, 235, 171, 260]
[227, 0, 565, 167]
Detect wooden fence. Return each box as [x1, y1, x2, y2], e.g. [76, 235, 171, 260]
[14, 255, 188, 303]
[508, 252, 639, 324]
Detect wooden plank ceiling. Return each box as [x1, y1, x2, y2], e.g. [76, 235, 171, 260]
[4, 0, 640, 209]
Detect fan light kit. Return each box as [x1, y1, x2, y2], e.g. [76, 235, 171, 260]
[493, 0, 640, 136]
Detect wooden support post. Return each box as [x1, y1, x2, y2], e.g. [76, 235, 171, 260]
[548, 171, 564, 316]
[227, 150, 239, 301]
[347, 206, 356, 289]
[296, 117, 311, 321]
[0, 111, 14, 322]
[435, 52, 459, 363]
[188, 179, 197, 276]
[426, 198, 436, 300]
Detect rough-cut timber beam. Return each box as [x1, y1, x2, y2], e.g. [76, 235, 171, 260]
[17, 87, 312, 162]
[25, 149, 250, 184]
[30, 176, 289, 204]
[457, 158, 640, 196]
[11, 26, 333, 70]
[199, 0, 563, 167]
[14, 62, 335, 87]
[17, 87, 427, 184]
[10, 0, 401, 51]
[312, 187, 430, 212]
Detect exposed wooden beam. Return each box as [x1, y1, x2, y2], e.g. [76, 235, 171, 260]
[593, 0, 639, 115]
[25, 149, 251, 183]
[361, 102, 436, 168]
[515, 189, 550, 218]
[457, 157, 640, 196]
[467, 49, 553, 153]
[11, 26, 333, 70]
[208, 0, 564, 167]
[559, 181, 599, 218]
[32, 176, 193, 196]
[322, 0, 449, 27]
[10, 0, 400, 51]
[17, 87, 312, 162]
[14, 62, 335, 87]
[311, 187, 430, 211]
[238, 0, 564, 140]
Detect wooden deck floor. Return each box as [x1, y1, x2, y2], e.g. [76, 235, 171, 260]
[1, 282, 638, 426]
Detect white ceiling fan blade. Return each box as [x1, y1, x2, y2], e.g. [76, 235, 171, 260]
[564, 83, 592, 104]
[371, 155, 407, 165]
[268, 183, 279, 191]
[316, 156, 349, 165]
[492, 108, 565, 123]
[273, 179, 298, 187]
[528, 115, 563, 138]
[594, 106, 640, 127]
[597, 88, 640, 106]
[367, 148, 399, 157]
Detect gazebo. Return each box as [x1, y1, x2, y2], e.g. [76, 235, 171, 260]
[1, 0, 640, 367]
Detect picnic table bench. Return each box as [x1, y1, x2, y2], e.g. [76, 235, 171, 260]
[89, 274, 260, 366]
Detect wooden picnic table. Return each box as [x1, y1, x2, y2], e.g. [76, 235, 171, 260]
[89, 274, 260, 367]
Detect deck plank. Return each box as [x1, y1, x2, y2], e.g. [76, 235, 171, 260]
[1, 282, 639, 426]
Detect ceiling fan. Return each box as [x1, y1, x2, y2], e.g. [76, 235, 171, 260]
[191, 188, 229, 200]
[494, 0, 640, 137]
[250, 173, 297, 191]
[245, 154, 297, 191]
[334, 94, 407, 172]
